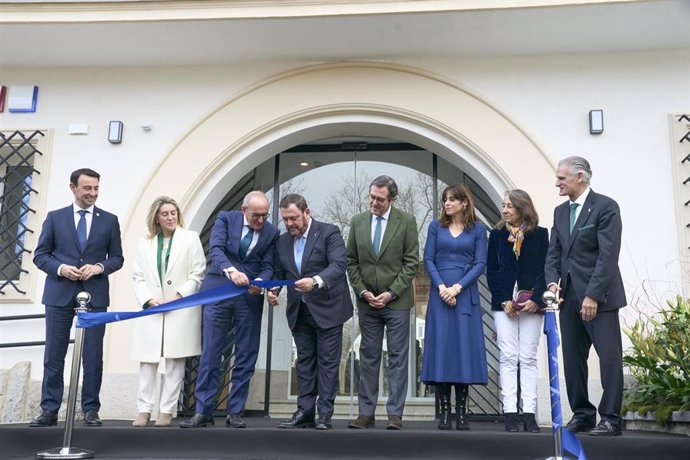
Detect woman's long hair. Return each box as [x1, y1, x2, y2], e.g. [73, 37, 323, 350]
[495, 189, 539, 233]
[439, 184, 477, 229]
[145, 196, 185, 239]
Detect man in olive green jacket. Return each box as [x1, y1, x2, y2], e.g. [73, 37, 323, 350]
[346, 175, 419, 430]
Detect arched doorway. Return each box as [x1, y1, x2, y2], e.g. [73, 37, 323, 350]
[182, 136, 504, 419]
[107, 62, 556, 420]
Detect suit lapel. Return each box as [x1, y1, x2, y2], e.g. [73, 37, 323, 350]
[146, 236, 159, 281]
[301, 220, 319, 272]
[86, 207, 104, 251]
[567, 191, 596, 253]
[231, 212, 243, 256]
[64, 206, 82, 252]
[377, 208, 399, 258]
[501, 230, 519, 266]
[165, 229, 183, 275]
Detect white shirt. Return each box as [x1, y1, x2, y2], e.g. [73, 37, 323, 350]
[370, 206, 392, 246]
[73, 203, 95, 239]
[57, 203, 97, 277]
[224, 217, 261, 276]
[294, 218, 324, 288]
[570, 186, 591, 223]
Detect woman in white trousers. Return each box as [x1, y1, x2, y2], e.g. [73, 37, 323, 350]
[487, 190, 548, 433]
[131, 196, 206, 427]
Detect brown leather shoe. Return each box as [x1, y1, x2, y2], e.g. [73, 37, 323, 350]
[348, 415, 375, 429]
[386, 415, 403, 430]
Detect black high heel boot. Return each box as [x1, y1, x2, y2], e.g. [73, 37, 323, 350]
[454, 383, 470, 430]
[437, 384, 451, 430]
[523, 413, 540, 433]
[504, 412, 519, 432]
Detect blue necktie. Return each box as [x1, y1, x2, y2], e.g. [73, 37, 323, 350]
[77, 210, 88, 252]
[569, 203, 579, 234]
[238, 227, 254, 260]
[295, 236, 305, 274]
[373, 216, 383, 255]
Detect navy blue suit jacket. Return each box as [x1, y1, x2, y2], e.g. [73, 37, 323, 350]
[544, 190, 626, 311]
[272, 219, 353, 330]
[486, 226, 548, 311]
[33, 205, 124, 308]
[200, 210, 279, 308]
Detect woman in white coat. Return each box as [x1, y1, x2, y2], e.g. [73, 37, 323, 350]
[131, 196, 206, 427]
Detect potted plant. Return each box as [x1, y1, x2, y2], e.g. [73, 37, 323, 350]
[623, 296, 690, 428]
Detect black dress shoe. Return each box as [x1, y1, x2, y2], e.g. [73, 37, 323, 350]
[279, 410, 315, 428]
[315, 414, 332, 430]
[29, 410, 57, 427]
[565, 417, 595, 433]
[226, 413, 246, 428]
[589, 420, 622, 436]
[180, 413, 215, 428]
[83, 410, 102, 426]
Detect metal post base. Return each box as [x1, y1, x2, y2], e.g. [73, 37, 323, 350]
[36, 446, 94, 459]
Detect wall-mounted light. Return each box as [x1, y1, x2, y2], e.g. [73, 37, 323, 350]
[589, 110, 604, 135]
[108, 120, 123, 144]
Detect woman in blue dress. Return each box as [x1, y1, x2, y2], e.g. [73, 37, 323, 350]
[422, 184, 488, 430]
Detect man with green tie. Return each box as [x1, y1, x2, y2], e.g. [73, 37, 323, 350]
[545, 156, 626, 436]
[346, 175, 419, 430]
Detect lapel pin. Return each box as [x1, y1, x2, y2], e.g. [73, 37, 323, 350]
[96, 213, 100, 217]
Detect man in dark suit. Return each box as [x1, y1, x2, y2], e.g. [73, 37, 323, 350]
[30, 168, 124, 427]
[267, 194, 353, 430]
[181, 191, 279, 429]
[545, 156, 626, 436]
[346, 175, 418, 430]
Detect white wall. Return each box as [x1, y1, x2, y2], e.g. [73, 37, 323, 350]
[1, 49, 687, 416]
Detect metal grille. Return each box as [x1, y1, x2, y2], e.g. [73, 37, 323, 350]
[0, 130, 43, 295]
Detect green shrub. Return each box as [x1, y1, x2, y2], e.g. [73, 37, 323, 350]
[623, 296, 690, 426]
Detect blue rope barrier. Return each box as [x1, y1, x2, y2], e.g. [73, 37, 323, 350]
[76, 280, 294, 328]
[544, 310, 587, 460]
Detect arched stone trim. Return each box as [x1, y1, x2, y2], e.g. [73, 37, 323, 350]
[106, 61, 556, 372]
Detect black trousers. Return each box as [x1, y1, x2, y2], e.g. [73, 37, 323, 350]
[559, 282, 623, 425]
[292, 302, 343, 416]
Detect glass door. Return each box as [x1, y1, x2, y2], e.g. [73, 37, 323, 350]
[274, 143, 437, 411]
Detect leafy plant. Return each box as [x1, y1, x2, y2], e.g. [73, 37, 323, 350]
[623, 296, 690, 426]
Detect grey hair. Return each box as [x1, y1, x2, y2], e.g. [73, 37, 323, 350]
[369, 175, 398, 200]
[558, 156, 592, 184]
[242, 190, 268, 207]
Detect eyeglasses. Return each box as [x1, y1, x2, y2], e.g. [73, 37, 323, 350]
[250, 212, 269, 220]
[368, 194, 389, 204]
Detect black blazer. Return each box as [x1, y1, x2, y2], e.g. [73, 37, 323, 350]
[544, 190, 626, 311]
[487, 226, 548, 311]
[273, 219, 353, 330]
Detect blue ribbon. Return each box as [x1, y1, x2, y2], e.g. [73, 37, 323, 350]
[76, 279, 293, 328]
[544, 310, 587, 460]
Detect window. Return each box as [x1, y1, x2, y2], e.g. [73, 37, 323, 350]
[0, 130, 49, 299]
